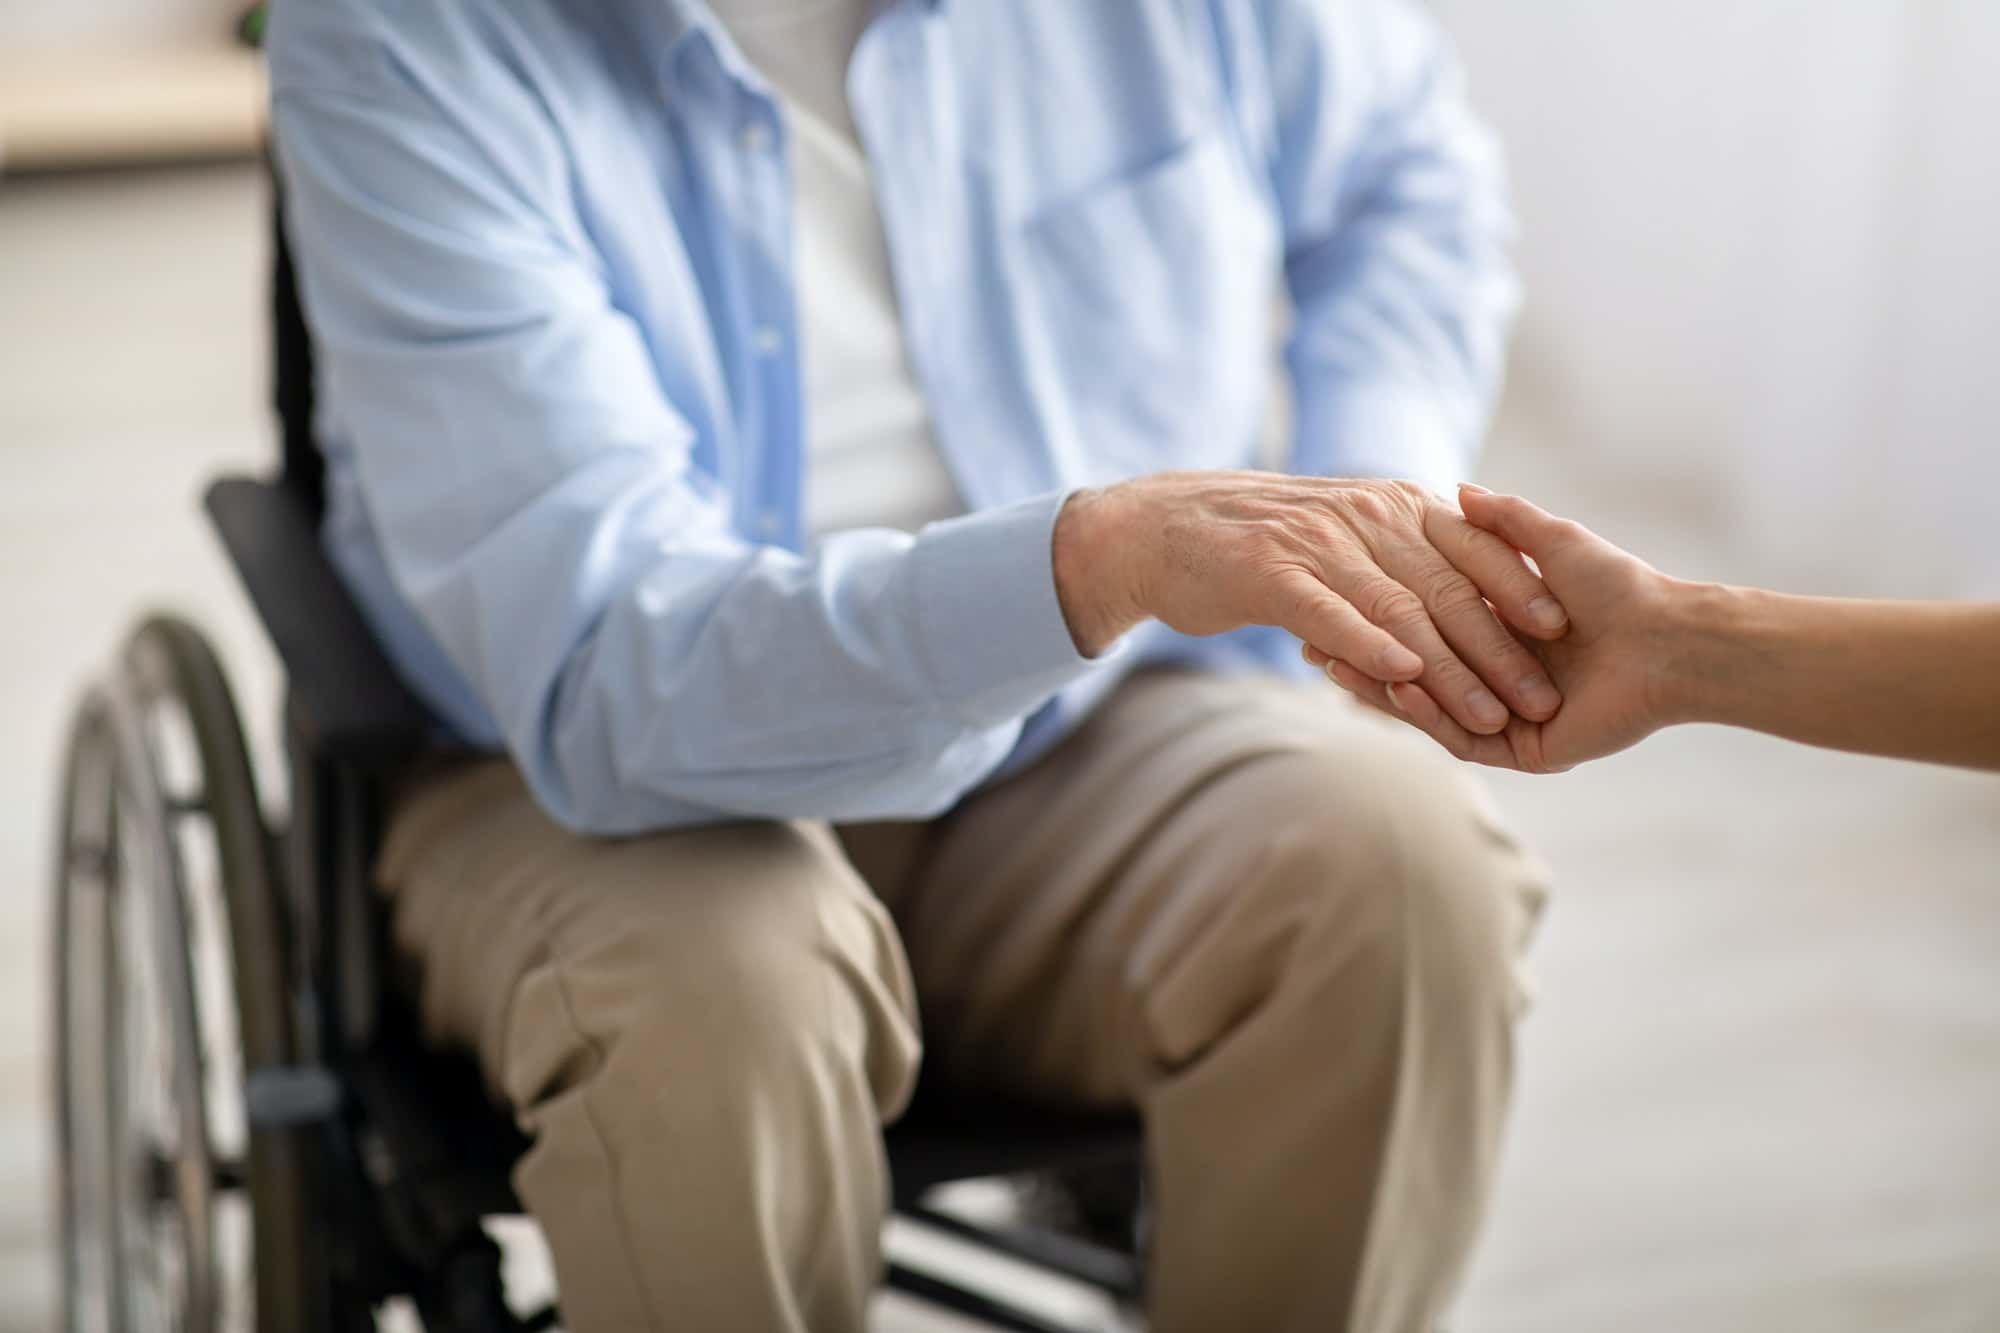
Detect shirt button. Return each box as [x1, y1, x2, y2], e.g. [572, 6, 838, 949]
[753, 326, 783, 357]
[755, 510, 784, 537]
[740, 122, 773, 155]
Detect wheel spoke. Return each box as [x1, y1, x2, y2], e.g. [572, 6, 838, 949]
[60, 620, 314, 1333]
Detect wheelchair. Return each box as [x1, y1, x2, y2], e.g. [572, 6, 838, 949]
[50, 193, 1145, 1332]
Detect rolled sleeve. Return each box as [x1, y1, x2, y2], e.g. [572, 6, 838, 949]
[912, 491, 1109, 726]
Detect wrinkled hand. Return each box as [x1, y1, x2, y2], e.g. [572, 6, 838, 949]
[1055, 472, 1572, 734]
[1308, 485, 1679, 771]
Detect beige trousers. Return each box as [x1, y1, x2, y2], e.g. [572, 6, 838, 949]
[377, 669, 1548, 1332]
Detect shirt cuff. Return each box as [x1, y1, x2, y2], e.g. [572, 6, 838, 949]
[910, 491, 1109, 725]
[1293, 380, 1476, 499]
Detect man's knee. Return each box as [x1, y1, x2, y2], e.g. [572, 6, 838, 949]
[1235, 736, 1547, 1018]
[498, 820, 923, 1128]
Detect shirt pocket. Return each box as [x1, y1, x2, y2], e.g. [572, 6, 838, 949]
[1016, 130, 1278, 477]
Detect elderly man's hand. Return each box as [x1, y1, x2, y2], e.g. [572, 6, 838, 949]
[1308, 485, 1681, 770]
[1054, 471, 1572, 734]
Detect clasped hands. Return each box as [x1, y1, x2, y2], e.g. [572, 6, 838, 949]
[1054, 472, 1668, 773]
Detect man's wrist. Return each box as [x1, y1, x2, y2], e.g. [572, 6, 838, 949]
[1052, 485, 1146, 657]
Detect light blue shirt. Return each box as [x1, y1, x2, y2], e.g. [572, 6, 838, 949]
[269, 0, 1516, 833]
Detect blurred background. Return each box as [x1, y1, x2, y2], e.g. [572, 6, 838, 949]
[3, 1, 1996, 1329]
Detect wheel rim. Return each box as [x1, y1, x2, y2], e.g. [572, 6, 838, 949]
[125, 631, 248, 1331]
[58, 695, 125, 1333]
[110, 784, 193, 1333]
[57, 657, 259, 1332]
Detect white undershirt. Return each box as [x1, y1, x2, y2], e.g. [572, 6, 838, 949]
[710, 0, 966, 541]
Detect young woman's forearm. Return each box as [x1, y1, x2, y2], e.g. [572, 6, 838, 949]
[1667, 584, 2000, 770]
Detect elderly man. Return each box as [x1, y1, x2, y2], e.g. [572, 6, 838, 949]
[270, 0, 1553, 1328]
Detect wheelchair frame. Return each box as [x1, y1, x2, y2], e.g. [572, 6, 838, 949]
[48, 194, 1146, 1331]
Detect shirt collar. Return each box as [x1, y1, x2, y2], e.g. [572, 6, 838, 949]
[658, 0, 942, 95]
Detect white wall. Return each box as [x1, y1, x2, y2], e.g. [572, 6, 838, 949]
[1435, 0, 2000, 595]
[0, 0, 239, 55]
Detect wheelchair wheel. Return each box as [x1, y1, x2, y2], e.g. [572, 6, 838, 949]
[55, 617, 332, 1331]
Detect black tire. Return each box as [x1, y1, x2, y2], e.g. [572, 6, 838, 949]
[55, 616, 340, 1331]
[55, 689, 127, 1332]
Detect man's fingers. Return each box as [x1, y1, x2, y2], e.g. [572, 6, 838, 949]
[1333, 569, 1518, 733]
[1275, 571, 1424, 681]
[1425, 506, 1568, 640]
[1456, 486, 1589, 564]
[1358, 537, 1562, 727]
[1324, 658, 1524, 770]
[1407, 546, 1561, 722]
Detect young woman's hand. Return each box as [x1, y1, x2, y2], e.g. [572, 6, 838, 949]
[1307, 486, 1686, 772]
[1056, 473, 1572, 733]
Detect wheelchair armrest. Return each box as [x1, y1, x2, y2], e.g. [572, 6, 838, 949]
[204, 476, 435, 763]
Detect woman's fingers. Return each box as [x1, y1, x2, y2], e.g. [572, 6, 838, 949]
[1456, 486, 1592, 565]
[1425, 504, 1569, 641]
[1323, 657, 1404, 720]
[1307, 644, 1440, 727]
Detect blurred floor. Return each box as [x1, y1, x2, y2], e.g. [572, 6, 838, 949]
[2, 164, 1996, 1332]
